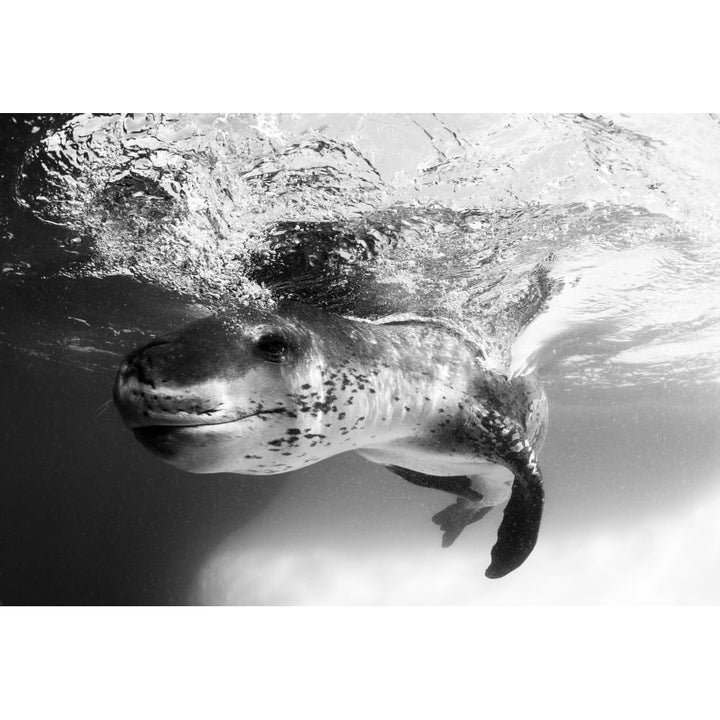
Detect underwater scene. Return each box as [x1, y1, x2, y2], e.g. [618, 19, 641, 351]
[1, 113, 719, 605]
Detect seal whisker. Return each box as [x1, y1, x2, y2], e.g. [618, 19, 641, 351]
[94, 398, 113, 418]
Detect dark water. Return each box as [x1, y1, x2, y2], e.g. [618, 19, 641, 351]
[0, 117, 286, 604]
[2, 114, 720, 604]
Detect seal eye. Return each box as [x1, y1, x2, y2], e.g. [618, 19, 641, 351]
[256, 332, 290, 363]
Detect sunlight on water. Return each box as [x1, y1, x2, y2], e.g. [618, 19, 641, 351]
[195, 467, 720, 605]
[511, 240, 720, 388]
[11, 113, 720, 391]
[182, 388, 720, 605]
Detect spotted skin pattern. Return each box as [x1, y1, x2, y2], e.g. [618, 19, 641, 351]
[114, 302, 548, 578]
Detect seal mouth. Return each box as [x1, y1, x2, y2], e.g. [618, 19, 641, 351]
[130, 408, 287, 458]
[127, 406, 287, 431]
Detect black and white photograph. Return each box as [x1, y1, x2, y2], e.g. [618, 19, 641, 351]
[2, 113, 719, 606]
[2, 7, 719, 714]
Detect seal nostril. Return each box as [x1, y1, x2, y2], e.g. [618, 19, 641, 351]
[123, 352, 158, 389]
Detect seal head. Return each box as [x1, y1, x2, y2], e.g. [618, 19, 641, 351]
[114, 305, 327, 474]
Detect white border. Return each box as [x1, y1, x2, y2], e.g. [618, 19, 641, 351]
[3, 2, 718, 110]
[1, 607, 719, 719]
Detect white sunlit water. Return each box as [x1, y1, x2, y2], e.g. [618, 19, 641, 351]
[194, 492, 720, 605]
[5, 113, 720, 604]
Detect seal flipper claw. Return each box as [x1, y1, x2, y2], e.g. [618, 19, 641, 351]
[432, 500, 492, 547]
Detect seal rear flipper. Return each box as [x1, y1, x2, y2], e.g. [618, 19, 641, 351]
[485, 465, 543, 578]
[463, 406, 545, 578]
[432, 500, 492, 547]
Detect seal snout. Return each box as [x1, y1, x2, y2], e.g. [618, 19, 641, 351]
[120, 337, 179, 389]
[113, 335, 229, 430]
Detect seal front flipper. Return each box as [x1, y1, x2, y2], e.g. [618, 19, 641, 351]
[384, 465, 491, 546]
[463, 406, 545, 579]
[385, 465, 483, 502]
[431, 500, 492, 547]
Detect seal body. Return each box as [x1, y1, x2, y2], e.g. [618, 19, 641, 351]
[114, 303, 548, 577]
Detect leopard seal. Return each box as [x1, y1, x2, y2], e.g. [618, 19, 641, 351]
[114, 302, 548, 578]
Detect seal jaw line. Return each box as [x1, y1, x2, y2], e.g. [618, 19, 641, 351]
[129, 407, 288, 431]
